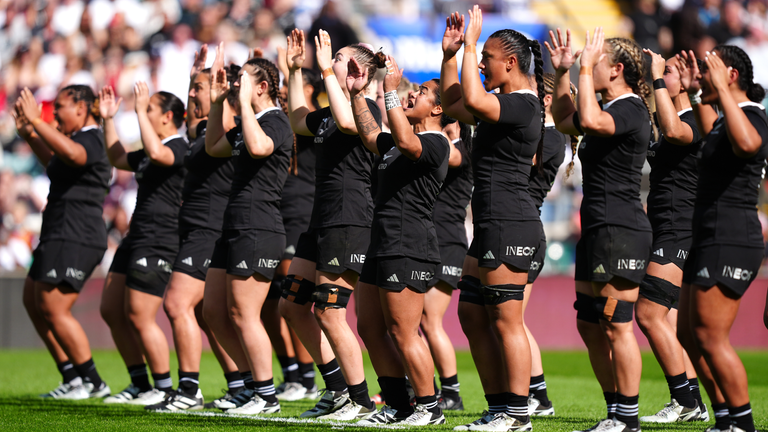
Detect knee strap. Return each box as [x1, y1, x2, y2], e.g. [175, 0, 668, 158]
[574, 292, 600, 324]
[281, 275, 316, 305]
[457, 275, 481, 293]
[312, 283, 353, 310]
[640, 274, 680, 309]
[482, 284, 525, 305]
[594, 296, 634, 323]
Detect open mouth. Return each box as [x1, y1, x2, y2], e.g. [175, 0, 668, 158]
[404, 98, 415, 110]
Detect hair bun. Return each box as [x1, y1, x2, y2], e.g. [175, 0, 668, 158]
[748, 82, 766, 103]
[373, 51, 387, 69]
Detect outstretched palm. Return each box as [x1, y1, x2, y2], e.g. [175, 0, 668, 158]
[675, 50, 702, 93]
[191, 44, 208, 79]
[210, 68, 230, 104]
[346, 57, 368, 96]
[286, 29, 306, 72]
[98, 86, 122, 119]
[442, 12, 465, 58]
[545, 28, 577, 72]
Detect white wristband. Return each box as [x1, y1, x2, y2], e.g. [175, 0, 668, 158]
[688, 89, 703, 106]
[384, 91, 401, 111]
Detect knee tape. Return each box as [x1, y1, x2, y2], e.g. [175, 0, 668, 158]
[311, 283, 353, 310]
[574, 292, 600, 323]
[482, 284, 525, 305]
[640, 274, 680, 309]
[457, 276, 481, 293]
[280, 275, 316, 305]
[594, 296, 634, 323]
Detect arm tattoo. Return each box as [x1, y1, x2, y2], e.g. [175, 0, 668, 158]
[357, 109, 380, 135]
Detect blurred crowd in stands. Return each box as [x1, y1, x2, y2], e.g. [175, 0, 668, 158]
[0, 0, 766, 276]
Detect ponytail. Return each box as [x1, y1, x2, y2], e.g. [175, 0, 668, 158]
[529, 39, 545, 175]
[714, 45, 767, 103]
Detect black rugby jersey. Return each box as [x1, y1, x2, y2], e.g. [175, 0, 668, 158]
[305, 99, 380, 229]
[471, 91, 541, 222]
[578, 94, 652, 232]
[126, 135, 187, 247]
[224, 108, 293, 232]
[646, 109, 701, 233]
[692, 102, 768, 248]
[529, 125, 567, 211]
[180, 120, 235, 231]
[282, 134, 316, 200]
[370, 132, 450, 262]
[433, 138, 473, 248]
[41, 125, 110, 248]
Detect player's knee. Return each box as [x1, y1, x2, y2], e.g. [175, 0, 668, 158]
[574, 292, 600, 324]
[312, 283, 352, 312]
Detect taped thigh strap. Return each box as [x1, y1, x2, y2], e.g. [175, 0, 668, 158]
[312, 283, 353, 310]
[457, 275, 482, 293]
[482, 284, 525, 305]
[594, 296, 634, 323]
[280, 275, 316, 305]
[574, 292, 600, 324]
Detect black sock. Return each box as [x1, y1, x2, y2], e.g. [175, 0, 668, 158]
[665, 373, 696, 408]
[615, 393, 639, 429]
[74, 358, 103, 389]
[225, 371, 244, 390]
[505, 392, 530, 423]
[688, 377, 704, 408]
[603, 391, 617, 418]
[415, 395, 440, 415]
[712, 402, 730, 430]
[253, 379, 278, 404]
[729, 403, 755, 432]
[486, 393, 507, 415]
[298, 362, 315, 389]
[349, 381, 374, 409]
[57, 361, 80, 385]
[439, 374, 460, 400]
[128, 364, 152, 392]
[178, 370, 199, 396]
[277, 355, 300, 383]
[317, 359, 346, 392]
[152, 372, 172, 392]
[241, 371, 255, 390]
[378, 376, 412, 413]
[529, 374, 550, 405]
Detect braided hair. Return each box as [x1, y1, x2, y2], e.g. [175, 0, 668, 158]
[605, 37, 657, 140]
[487, 29, 546, 173]
[543, 73, 579, 179]
[244, 57, 285, 113]
[713, 45, 766, 103]
[348, 44, 387, 88]
[60, 84, 101, 125]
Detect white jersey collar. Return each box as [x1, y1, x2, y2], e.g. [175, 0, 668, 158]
[738, 101, 766, 110]
[677, 108, 692, 116]
[255, 106, 281, 119]
[161, 134, 182, 144]
[602, 93, 640, 110]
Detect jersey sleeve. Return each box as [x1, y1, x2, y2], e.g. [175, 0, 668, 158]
[305, 107, 330, 135]
[744, 108, 768, 141]
[606, 98, 648, 135]
[225, 124, 242, 146]
[416, 134, 450, 169]
[258, 113, 292, 151]
[366, 98, 383, 127]
[166, 138, 188, 167]
[74, 130, 106, 167]
[680, 111, 701, 144]
[497, 93, 539, 127]
[376, 132, 395, 156]
[126, 149, 145, 171]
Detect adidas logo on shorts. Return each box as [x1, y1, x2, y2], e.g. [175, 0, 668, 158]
[653, 248, 664, 257]
[182, 257, 193, 266]
[593, 264, 606, 274]
[697, 267, 710, 278]
[236, 260, 248, 269]
[136, 258, 148, 267]
[328, 257, 340, 266]
[46, 269, 57, 278]
[203, 259, 211, 268]
[483, 251, 495, 260]
[285, 245, 296, 255]
[387, 274, 400, 283]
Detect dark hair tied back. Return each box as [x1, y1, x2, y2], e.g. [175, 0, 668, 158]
[155, 91, 186, 128]
[60, 84, 101, 123]
[714, 45, 766, 103]
[348, 44, 387, 88]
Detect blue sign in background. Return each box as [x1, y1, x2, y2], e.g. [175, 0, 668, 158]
[366, 15, 549, 84]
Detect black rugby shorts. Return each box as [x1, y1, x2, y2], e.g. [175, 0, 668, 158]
[428, 244, 468, 289]
[293, 226, 370, 275]
[209, 229, 285, 280]
[474, 219, 543, 273]
[649, 230, 693, 270]
[527, 231, 548, 284]
[109, 237, 175, 297]
[360, 255, 437, 294]
[29, 240, 105, 292]
[172, 228, 221, 281]
[574, 225, 652, 285]
[281, 193, 313, 260]
[682, 244, 763, 297]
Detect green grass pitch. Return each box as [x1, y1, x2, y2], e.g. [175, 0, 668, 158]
[0, 349, 766, 431]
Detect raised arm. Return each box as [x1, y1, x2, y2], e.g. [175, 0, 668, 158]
[347, 58, 382, 155]
[134, 82, 177, 166]
[544, 28, 580, 135]
[12, 104, 52, 166]
[440, 12, 474, 125]
[575, 28, 618, 137]
[459, 6, 501, 123]
[286, 29, 313, 136]
[98, 86, 131, 170]
[316, 29, 356, 134]
[16, 88, 88, 167]
[238, 74, 274, 158]
[644, 49, 694, 145]
[187, 44, 208, 136]
[706, 51, 764, 158]
[382, 56, 423, 160]
[206, 66, 234, 157]
[675, 50, 719, 137]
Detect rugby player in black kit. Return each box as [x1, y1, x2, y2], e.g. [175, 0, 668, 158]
[280, 29, 381, 420]
[676, 46, 768, 432]
[636, 49, 715, 424]
[349, 52, 455, 426]
[202, 57, 293, 415]
[441, 6, 547, 431]
[99, 83, 187, 406]
[15, 85, 111, 400]
[547, 27, 653, 432]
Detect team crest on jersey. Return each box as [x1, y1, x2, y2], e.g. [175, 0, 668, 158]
[316, 117, 334, 136]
